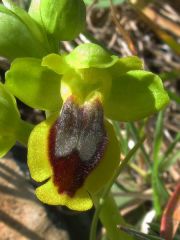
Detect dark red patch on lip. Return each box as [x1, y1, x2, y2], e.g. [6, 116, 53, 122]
[48, 96, 108, 197]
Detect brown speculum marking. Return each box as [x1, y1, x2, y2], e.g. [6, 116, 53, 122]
[48, 96, 108, 197]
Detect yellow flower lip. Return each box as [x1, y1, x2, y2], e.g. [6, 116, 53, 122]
[48, 95, 108, 197]
[28, 95, 120, 211]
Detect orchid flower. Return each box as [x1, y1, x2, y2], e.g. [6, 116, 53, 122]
[5, 43, 169, 211]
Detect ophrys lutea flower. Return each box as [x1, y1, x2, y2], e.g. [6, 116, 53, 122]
[5, 43, 169, 211]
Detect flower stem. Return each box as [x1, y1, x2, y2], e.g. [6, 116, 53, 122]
[16, 120, 34, 146]
[90, 135, 145, 240]
[91, 192, 133, 240]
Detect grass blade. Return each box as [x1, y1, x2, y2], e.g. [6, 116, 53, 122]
[152, 111, 168, 216]
[160, 132, 180, 171]
[90, 136, 145, 240]
[127, 122, 151, 166]
[118, 226, 164, 240]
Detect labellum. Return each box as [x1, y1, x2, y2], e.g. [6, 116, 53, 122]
[48, 96, 108, 197]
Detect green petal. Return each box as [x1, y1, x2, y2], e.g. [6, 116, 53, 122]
[42, 54, 69, 75]
[110, 56, 143, 78]
[5, 58, 62, 111]
[0, 83, 20, 134]
[0, 5, 49, 60]
[104, 70, 170, 121]
[65, 43, 118, 69]
[0, 135, 15, 158]
[27, 115, 56, 182]
[36, 179, 93, 211]
[85, 120, 120, 194]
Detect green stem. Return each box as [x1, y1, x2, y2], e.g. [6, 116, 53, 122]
[129, 162, 147, 178]
[16, 120, 34, 146]
[91, 192, 132, 240]
[90, 136, 146, 240]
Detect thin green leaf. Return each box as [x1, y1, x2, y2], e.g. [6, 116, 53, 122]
[159, 70, 180, 82]
[112, 121, 127, 154]
[152, 111, 169, 216]
[90, 136, 145, 240]
[128, 122, 151, 166]
[84, 0, 125, 8]
[153, 111, 164, 161]
[167, 90, 180, 104]
[162, 151, 180, 171]
[159, 133, 180, 171]
[118, 226, 164, 240]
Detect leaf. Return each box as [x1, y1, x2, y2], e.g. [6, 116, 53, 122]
[2, 0, 50, 50]
[84, 0, 125, 8]
[0, 4, 49, 60]
[104, 70, 169, 121]
[0, 135, 15, 158]
[90, 136, 145, 240]
[162, 151, 180, 171]
[118, 226, 164, 240]
[0, 83, 20, 134]
[167, 90, 180, 104]
[112, 121, 126, 154]
[159, 132, 180, 171]
[152, 111, 169, 216]
[5, 58, 62, 111]
[29, 0, 86, 40]
[0, 83, 20, 156]
[127, 122, 151, 165]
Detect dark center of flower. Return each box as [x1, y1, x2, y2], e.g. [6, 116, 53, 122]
[48, 96, 108, 197]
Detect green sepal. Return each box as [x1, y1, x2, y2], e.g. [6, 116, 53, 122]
[0, 83, 20, 156]
[0, 3, 50, 60]
[5, 58, 62, 111]
[104, 70, 170, 121]
[65, 43, 118, 69]
[29, 0, 86, 41]
[110, 56, 144, 78]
